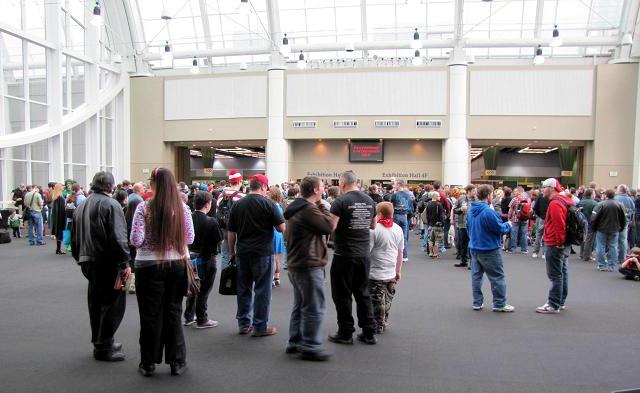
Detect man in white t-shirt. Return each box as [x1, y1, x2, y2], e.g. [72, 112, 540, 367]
[369, 201, 404, 334]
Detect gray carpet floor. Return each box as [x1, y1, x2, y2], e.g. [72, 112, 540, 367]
[1, 233, 639, 393]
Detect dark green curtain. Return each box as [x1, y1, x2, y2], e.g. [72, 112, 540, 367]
[558, 146, 577, 171]
[483, 146, 499, 171]
[202, 148, 215, 169]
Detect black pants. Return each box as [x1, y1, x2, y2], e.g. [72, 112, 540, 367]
[184, 257, 217, 323]
[443, 219, 451, 248]
[619, 267, 640, 280]
[330, 255, 375, 335]
[458, 228, 470, 263]
[12, 227, 20, 238]
[80, 263, 126, 351]
[136, 261, 187, 365]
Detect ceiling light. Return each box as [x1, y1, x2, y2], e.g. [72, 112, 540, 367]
[297, 51, 306, 69]
[518, 147, 558, 154]
[412, 50, 423, 66]
[112, 54, 123, 64]
[161, 6, 171, 20]
[238, 0, 250, 15]
[345, 42, 355, 52]
[90, 1, 103, 27]
[621, 32, 633, 46]
[240, 61, 248, 70]
[411, 28, 422, 49]
[162, 41, 173, 63]
[190, 56, 200, 74]
[533, 45, 544, 65]
[550, 25, 562, 47]
[281, 33, 291, 56]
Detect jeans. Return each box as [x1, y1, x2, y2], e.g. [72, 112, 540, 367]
[27, 211, 44, 245]
[80, 263, 126, 351]
[471, 249, 507, 308]
[457, 228, 469, 263]
[136, 261, 187, 364]
[533, 218, 546, 254]
[443, 219, 451, 248]
[220, 230, 230, 270]
[422, 225, 430, 250]
[287, 269, 326, 354]
[394, 213, 409, 259]
[184, 257, 217, 324]
[544, 246, 570, 309]
[580, 227, 595, 261]
[330, 254, 375, 335]
[596, 231, 619, 269]
[236, 254, 274, 332]
[509, 221, 528, 252]
[618, 226, 629, 263]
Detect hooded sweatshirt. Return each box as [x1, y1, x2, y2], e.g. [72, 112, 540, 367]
[543, 193, 575, 247]
[284, 198, 333, 272]
[467, 200, 511, 252]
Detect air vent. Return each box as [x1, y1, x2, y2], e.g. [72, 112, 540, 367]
[374, 120, 400, 128]
[333, 120, 358, 128]
[416, 120, 442, 128]
[292, 121, 317, 128]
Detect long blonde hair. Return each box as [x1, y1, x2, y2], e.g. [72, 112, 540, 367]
[52, 183, 64, 201]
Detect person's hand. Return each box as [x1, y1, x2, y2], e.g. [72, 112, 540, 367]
[507, 221, 513, 227]
[120, 267, 132, 281]
[395, 272, 401, 283]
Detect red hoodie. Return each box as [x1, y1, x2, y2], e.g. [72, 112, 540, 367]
[543, 193, 575, 247]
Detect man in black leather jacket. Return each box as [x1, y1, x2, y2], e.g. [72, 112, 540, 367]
[71, 172, 131, 362]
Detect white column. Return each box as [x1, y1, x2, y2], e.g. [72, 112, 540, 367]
[85, 5, 100, 186]
[266, 66, 289, 185]
[45, 0, 64, 182]
[633, 64, 640, 188]
[443, 48, 469, 186]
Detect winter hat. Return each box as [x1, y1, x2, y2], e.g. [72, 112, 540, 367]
[228, 169, 243, 184]
[541, 178, 563, 192]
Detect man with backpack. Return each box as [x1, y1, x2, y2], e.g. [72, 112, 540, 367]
[536, 178, 578, 314]
[507, 187, 532, 254]
[216, 170, 246, 270]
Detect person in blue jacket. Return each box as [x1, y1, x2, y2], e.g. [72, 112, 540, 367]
[467, 184, 515, 313]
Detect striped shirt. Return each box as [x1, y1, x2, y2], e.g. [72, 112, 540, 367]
[216, 187, 246, 207]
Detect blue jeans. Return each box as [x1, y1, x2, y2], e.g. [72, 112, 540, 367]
[236, 254, 274, 332]
[220, 230, 230, 270]
[596, 231, 619, 269]
[470, 249, 507, 308]
[27, 211, 44, 245]
[618, 227, 629, 263]
[287, 269, 326, 354]
[533, 218, 546, 255]
[544, 246, 570, 309]
[509, 221, 528, 252]
[422, 225, 430, 250]
[394, 214, 409, 259]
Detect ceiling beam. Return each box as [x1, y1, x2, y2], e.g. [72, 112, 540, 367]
[534, 0, 544, 38]
[454, 0, 464, 47]
[266, 0, 281, 51]
[198, 0, 214, 71]
[361, 0, 368, 58]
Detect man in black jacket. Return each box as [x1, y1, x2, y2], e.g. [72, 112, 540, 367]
[284, 176, 333, 361]
[592, 189, 627, 271]
[184, 191, 223, 329]
[71, 172, 131, 362]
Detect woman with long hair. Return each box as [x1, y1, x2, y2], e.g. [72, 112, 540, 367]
[130, 168, 195, 377]
[50, 183, 66, 254]
[268, 186, 285, 287]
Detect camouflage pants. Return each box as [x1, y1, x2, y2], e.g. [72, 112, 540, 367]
[369, 279, 396, 329]
[429, 226, 444, 249]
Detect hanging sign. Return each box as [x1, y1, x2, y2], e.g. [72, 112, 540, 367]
[561, 170, 573, 177]
[484, 170, 497, 176]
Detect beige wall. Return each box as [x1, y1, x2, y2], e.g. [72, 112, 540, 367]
[289, 139, 443, 183]
[590, 63, 639, 188]
[284, 116, 448, 139]
[467, 116, 594, 140]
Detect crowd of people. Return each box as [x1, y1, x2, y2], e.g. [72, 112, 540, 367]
[5, 168, 640, 376]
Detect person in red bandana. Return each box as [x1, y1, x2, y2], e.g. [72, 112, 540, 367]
[368, 201, 404, 334]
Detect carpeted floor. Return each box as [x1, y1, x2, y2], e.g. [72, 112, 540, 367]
[0, 233, 638, 393]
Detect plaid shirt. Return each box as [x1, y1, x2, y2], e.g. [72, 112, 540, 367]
[508, 195, 531, 223]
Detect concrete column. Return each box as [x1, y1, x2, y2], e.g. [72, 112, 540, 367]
[45, 0, 64, 182]
[633, 64, 640, 189]
[266, 66, 289, 185]
[443, 48, 469, 186]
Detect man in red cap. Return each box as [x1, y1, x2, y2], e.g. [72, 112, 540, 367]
[536, 178, 574, 314]
[216, 170, 246, 270]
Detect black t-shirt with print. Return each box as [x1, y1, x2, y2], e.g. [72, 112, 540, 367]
[227, 194, 284, 257]
[330, 191, 375, 257]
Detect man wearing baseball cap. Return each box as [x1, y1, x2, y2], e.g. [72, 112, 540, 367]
[537, 178, 574, 314]
[216, 170, 246, 270]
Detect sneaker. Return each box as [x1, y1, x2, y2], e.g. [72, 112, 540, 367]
[454, 262, 468, 268]
[505, 250, 513, 253]
[597, 266, 608, 271]
[532, 253, 538, 258]
[536, 304, 560, 314]
[299, 351, 332, 361]
[559, 305, 566, 310]
[492, 304, 515, 313]
[251, 326, 277, 337]
[521, 250, 528, 254]
[608, 267, 615, 272]
[196, 320, 219, 329]
[328, 332, 353, 345]
[238, 326, 253, 335]
[472, 303, 484, 311]
[402, 257, 408, 263]
[183, 318, 196, 327]
[356, 333, 377, 345]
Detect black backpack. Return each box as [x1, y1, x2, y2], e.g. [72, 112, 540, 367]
[215, 191, 239, 229]
[555, 198, 586, 246]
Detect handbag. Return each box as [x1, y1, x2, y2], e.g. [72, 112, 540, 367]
[218, 256, 237, 295]
[183, 255, 201, 297]
[62, 229, 71, 246]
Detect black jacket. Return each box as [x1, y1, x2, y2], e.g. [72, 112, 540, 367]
[533, 195, 549, 219]
[591, 199, 627, 234]
[71, 192, 130, 269]
[50, 196, 66, 239]
[189, 211, 223, 261]
[284, 199, 333, 272]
